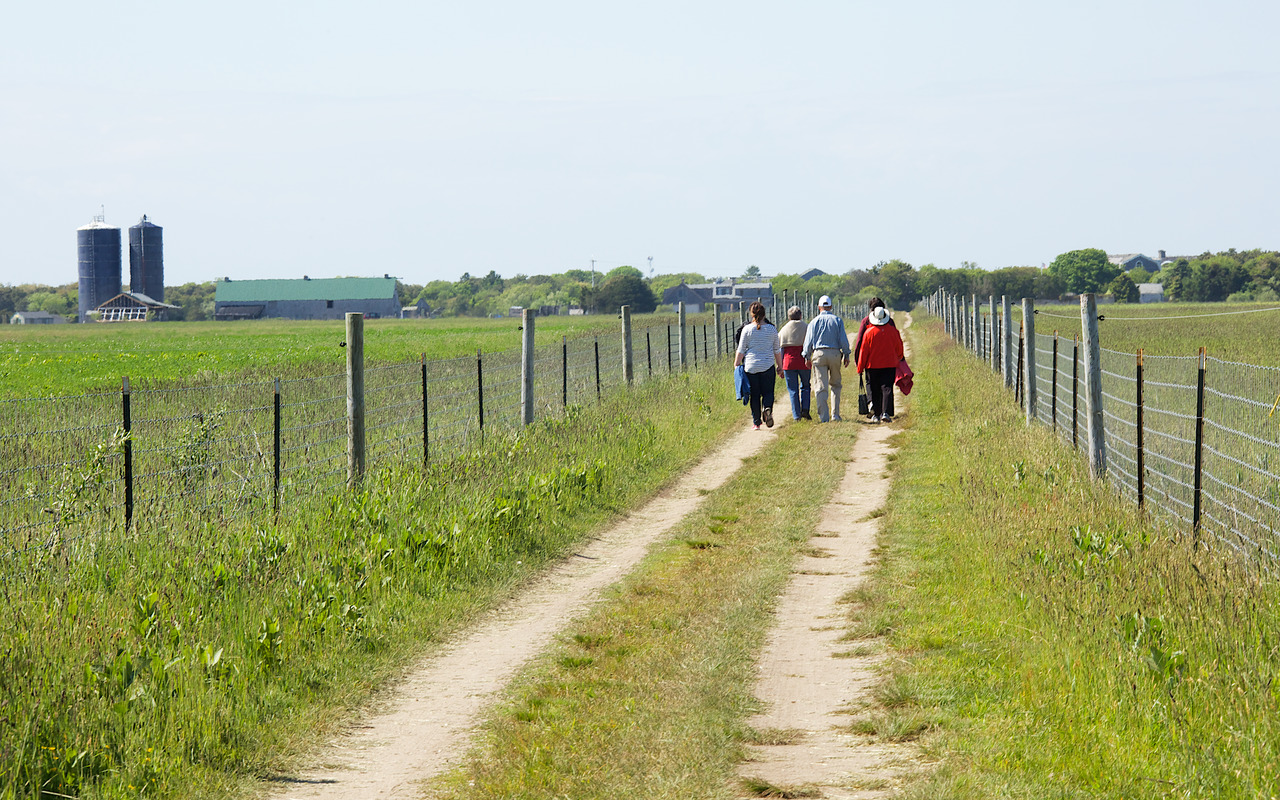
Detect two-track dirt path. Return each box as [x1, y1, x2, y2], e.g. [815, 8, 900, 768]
[739, 313, 915, 798]
[273, 412, 788, 799]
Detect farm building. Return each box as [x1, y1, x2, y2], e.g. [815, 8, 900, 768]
[10, 310, 68, 325]
[93, 291, 180, 322]
[213, 276, 400, 321]
[1137, 283, 1165, 303]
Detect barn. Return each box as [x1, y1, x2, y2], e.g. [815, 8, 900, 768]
[213, 276, 401, 321]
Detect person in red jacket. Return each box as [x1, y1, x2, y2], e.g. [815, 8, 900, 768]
[856, 305, 904, 422]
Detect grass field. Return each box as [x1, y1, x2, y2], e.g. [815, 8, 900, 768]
[857, 315, 1280, 798]
[0, 354, 745, 798]
[0, 312, 721, 397]
[999, 301, 1280, 364]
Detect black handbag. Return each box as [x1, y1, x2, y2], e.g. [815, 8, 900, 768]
[858, 375, 870, 416]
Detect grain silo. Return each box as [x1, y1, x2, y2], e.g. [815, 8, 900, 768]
[77, 217, 122, 322]
[128, 215, 164, 302]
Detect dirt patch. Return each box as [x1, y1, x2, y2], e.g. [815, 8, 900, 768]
[271, 414, 785, 799]
[738, 315, 915, 799]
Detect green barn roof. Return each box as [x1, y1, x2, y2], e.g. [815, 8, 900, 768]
[215, 277, 396, 303]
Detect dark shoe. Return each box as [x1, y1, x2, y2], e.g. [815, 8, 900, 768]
[762, 406, 774, 428]
[801, 411, 812, 421]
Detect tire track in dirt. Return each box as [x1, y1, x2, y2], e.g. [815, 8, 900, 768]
[739, 314, 916, 798]
[271, 410, 788, 799]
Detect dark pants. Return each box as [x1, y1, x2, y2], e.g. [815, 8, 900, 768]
[745, 367, 777, 425]
[866, 367, 896, 418]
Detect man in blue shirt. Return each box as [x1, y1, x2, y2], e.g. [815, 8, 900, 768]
[801, 296, 851, 422]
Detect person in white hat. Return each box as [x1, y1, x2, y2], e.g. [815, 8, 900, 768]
[856, 304, 905, 422]
[800, 295, 850, 422]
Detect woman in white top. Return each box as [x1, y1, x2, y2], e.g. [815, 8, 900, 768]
[734, 301, 783, 429]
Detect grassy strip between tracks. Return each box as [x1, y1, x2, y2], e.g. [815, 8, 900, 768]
[850, 316, 1280, 798]
[0, 366, 742, 799]
[430, 412, 860, 798]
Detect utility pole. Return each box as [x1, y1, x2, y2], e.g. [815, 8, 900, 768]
[591, 258, 596, 288]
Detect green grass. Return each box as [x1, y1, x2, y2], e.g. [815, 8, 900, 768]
[0, 311, 724, 396]
[999, 301, 1280, 364]
[0, 365, 744, 798]
[430, 418, 861, 799]
[853, 315, 1280, 798]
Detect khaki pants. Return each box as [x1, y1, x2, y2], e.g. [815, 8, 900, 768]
[811, 348, 844, 422]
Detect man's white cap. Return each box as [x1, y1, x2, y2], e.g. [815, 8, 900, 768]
[819, 295, 832, 308]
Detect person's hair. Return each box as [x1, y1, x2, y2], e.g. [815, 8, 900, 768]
[750, 301, 766, 329]
[868, 297, 885, 310]
[788, 305, 802, 320]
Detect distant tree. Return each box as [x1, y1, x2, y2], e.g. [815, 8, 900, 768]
[591, 275, 656, 314]
[741, 265, 762, 280]
[606, 265, 643, 281]
[1161, 259, 1191, 300]
[647, 272, 707, 297]
[873, 260, 919, 309]
[1127, 267, 1153, 284]
[1048, 248, 1118, 294]
[1108, 273, 1139, 303]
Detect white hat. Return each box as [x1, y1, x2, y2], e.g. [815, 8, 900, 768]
[818, 295, 832, 308]
[869, 306, 891, 326]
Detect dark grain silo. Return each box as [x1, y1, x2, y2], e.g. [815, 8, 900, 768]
[128, 215, 164, 302]
[77, 217, 122, 322]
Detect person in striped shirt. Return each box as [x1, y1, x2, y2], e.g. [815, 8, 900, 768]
[734, 301, 782, 430]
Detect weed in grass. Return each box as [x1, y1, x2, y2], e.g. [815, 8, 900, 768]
[697, 488, 713, 496]
[859, 508, 886, 522]
[709, 514, 739, 523]
[683, 539, 721, 550]
[740, 776, 821, 798]
[707, 523, 727, 535]
[798, 545, 833, 558]
[834, 643, 878, 658]
[743, 727, 805, 746]
[571, 633, 611, 650]
[557, 655, 595, 669]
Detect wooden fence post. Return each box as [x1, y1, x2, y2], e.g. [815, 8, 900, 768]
[1002, 295, 1013, 388]
[1080, 294, 1107, 480]
[621, 305, 633, 386]
[989, 296, 998, 372]
[714, 305, 722, 359]
[678, 301, 687, 369]
[521, 308, 536, 425]
[346, 313, 365, 489]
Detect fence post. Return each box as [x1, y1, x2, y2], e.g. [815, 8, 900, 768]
[1072, 336, 1079, 450]
[275, 376, 283, 511]
[1002, 296, 1013, 388]
[971, 294, 980, 353]
[1080, 294, 1106, 480]
[621, 305, 633, 386]
[594, 338, 602, 401]
[521, 308, 536, 425]
[1136, 349, 1144, 509]
[476, 348, 485, 445]
[667, 325, 673, 373]
[692, 321, 698, 366]
[1016, 324, 1024, 408]
[1022, 298, 1036, 425]
[1192, 347, 1207, 544]
[122, 376, 133, 528]
[1051, 333, 1059, 433]
[961, 295, 970, 350]
[646, 330, 652, 378]
[714, 305, 723, 357]
[703, 323, 709, 362]
[678, 301, 687, 369]
[346, 313, 365, 489]
[989, 296, 998, 372]
[562, 336, 568, 408]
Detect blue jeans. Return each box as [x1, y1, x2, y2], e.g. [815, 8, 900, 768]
[783, 368, 810, 419]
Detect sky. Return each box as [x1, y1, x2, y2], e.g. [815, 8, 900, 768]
[2, 1, 1278, 288]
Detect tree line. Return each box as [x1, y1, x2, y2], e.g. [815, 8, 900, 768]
[5, 248, 1278, 323]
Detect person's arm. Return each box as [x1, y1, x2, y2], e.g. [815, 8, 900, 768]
[840, 319, 851, 367]
[773, 329, 783, 373]
[801, 324, 813, 361]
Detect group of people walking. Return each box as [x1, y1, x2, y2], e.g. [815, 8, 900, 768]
[733, 295, 905, 429]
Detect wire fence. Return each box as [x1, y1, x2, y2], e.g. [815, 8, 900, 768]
[0, 311, 741, 555]
[930, 291, 1280, 571]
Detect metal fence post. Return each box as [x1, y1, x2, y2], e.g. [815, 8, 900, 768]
[521, 308, 535, 425]
[667, 325, 672, 373]
[346, 313, 365, 489]
[594, 338, 602, 401]
[122, 376, 133, 528]
[274, 376, 282, 511]
[646, 330, 652, 378]
[1072, 336, 1080, 450]
[714, 305, 722, 357]
[1192, 347, 1207, 543]
[1016, 324, 1024, 408]
[1022, 298, 1036, 425]
[1136, 349, 1144, 509]
[1081, 294, 1106, 480]
[476, 349, 485, 445]
[1051, 333, 1059, 433]
[562, 336, 568, 408]
[692, 321, 698, 366]
[621, 305, 633, 386]
[703, 323, 708, 362]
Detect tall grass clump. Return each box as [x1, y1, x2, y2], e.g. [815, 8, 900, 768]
[855, 314, 1280, 798]
[0, 366, 739, 799]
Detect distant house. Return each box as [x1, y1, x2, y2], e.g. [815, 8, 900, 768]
[214, 276, 400, 321]
[661, 279, 774, 313]
[93, 291, 180, 322]
[799, 268, 827, 281]
[10, 310, 67, 325]
[1137, 283, 1165, 303]
[1108, 253, 1162, 272]
[400, 299, 430, 319]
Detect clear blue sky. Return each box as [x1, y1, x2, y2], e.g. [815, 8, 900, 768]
[2, 1, 1277, 287]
